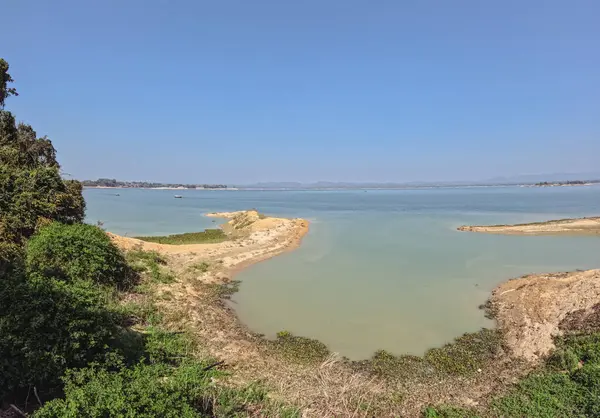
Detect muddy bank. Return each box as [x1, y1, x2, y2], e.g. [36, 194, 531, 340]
[458, 216, 600, 235]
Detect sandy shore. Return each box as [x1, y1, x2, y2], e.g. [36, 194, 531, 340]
[458, 216, 600, 235]
[105, 211, 600, 415]
[109, 209, 309, 275]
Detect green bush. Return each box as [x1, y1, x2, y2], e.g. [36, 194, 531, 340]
[126, 249, 174, 286]
[490, 372, 586, 416]
[547, 347, 580, 372]
[135, 229, 227, 245]
[27, 222, 135, 289]
[33, 361, 267, 418]
[0, 273, 123, 397]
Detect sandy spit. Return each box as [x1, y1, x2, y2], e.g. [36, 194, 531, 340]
[458, 216, 600, 235]
[108, 209, 309, 275]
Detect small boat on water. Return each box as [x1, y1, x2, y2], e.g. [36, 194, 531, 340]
[174, 195, 183, 199]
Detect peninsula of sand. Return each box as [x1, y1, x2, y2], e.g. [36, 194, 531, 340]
[109, 210, 309, 274]
[459, 215, 600, 361]
[458, 216, 600, 235]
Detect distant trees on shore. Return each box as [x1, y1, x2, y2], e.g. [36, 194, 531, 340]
[534, 180, 597, 187]
[82, 178, 228, 189]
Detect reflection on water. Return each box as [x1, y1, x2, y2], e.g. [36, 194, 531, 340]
[85, 186, 600, 359]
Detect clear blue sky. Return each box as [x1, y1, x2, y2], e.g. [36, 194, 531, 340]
[4, 0, 599, 184]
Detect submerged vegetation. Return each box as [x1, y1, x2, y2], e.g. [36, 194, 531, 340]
[363, 328, 503, 380]
[266, 331, 331, 364]
[135, 229, 228, 244]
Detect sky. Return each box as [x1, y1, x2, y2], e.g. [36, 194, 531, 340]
[3, 0, 599, 184]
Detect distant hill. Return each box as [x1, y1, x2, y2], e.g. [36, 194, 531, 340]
[238, 173, 600, 190]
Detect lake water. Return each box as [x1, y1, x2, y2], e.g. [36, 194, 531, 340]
[85, 186, 600, 359]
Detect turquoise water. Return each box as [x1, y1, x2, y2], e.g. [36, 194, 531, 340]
[84, 186, 600, 359]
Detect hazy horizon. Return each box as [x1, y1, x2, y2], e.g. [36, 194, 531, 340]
[5, 1, 599, 184]
[80, 171, 600, 187]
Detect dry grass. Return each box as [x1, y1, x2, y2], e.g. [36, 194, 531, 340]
[142, 254, 538, 417]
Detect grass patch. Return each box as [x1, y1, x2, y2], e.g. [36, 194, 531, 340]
[266, 331, 330, 364]
[368, 350, 430, 380]
[189, 261, 210, 273]
[424, 328, 502, 375]
[364, 328, 502, 382]
[135, 229, 228, 245]
[427, 331, 600, 417]
[204, 280, 241, 301]
[424, 405, 481, 418]
[126, 249, 175, 287]
[489, 332, 600, 417]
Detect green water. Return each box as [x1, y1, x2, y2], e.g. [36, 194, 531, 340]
[84, 185, 600, 359]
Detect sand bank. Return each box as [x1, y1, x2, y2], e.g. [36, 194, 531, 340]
[109, 209, 309, 274]
[458, 216, 600, 235]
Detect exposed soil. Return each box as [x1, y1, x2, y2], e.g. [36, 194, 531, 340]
[458, 216, 600, 235]
[490, 269, 600, 361]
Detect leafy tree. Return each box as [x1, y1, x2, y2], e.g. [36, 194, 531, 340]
[0, 164, 86, 243]
[0, 267, 123, 397]
[0, 58, 84, 244]
[0, 58, 112, 401]
[0, 58, 18, 109]
[27, 222, 136, 289]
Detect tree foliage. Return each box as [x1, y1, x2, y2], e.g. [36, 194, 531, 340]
[0, 58, 104, 400]
[33, 362, 218, 418]
[0, 58, 18, 109]
[27, 222, 136, 289]
[0, 74, 84, 244]
[0, 265, 122, 397]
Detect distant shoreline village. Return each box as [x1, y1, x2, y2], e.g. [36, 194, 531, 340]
[82, 178, 235, 190]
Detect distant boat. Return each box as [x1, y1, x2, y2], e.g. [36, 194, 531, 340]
[174, 195, 183, 199]
[114, 193, 120, 196]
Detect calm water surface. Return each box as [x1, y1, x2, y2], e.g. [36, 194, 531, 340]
[85, 186, 600, 359]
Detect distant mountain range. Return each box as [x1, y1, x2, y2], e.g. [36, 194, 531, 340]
[237, 172, 600, 189]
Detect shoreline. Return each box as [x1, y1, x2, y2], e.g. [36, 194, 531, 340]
[108, 211, 600, 415]
[85, 186, 238, 190]
[458, 215, 600, 235]
[108, 209, 309, 273]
